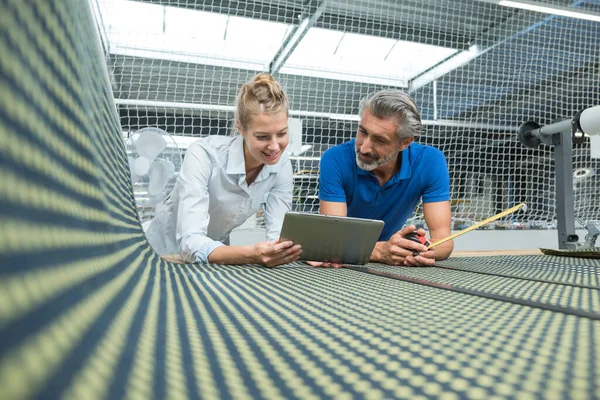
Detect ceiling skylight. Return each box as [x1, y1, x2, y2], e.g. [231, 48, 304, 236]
[96, 0, 459, 86]
[281, 28, 458, 86]
[99, 0, 290, 70]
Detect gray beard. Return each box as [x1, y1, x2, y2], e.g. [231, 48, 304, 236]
[355, 148, 400, 171]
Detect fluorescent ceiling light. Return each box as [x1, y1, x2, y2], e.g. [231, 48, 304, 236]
[497, 0, 600, 23]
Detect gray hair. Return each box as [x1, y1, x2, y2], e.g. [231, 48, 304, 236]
[358, 89, 422, 140]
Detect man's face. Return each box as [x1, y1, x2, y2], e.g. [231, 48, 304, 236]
[354, 109, 412, 171]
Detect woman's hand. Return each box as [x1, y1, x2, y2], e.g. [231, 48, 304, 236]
[251, 240, 302, 267]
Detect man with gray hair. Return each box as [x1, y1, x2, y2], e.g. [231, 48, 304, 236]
[318, 89, 453, 266]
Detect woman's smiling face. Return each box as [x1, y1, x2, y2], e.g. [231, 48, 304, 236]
[240, 111, 289, 167]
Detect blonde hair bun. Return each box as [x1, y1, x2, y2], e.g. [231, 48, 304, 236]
[235, 73, 288, 130]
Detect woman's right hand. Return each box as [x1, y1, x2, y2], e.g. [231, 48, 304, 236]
[251, 240, 302, 267]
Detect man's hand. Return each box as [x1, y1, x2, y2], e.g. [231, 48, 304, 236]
[372, 225, 434, 266]
[250, 240, 302, 267]
[403, 248, 436, 267]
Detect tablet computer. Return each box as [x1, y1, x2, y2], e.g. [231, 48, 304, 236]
[279, 212, 384, 265]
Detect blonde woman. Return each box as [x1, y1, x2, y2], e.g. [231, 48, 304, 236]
[146, 73, 302, 266]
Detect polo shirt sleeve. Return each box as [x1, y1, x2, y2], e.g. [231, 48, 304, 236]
[421, 147, 451, 203]
[319, 146, 347, 202]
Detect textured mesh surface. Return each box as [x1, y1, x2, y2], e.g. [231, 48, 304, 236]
[1, 1, 599, 399]
[540, 247, 600, 258]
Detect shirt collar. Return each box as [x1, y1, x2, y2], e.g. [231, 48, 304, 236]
[226, 135, 246, 175]
[226, 135, 287, 176]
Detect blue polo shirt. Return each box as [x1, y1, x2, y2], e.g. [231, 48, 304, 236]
[319, 139, 450, 241]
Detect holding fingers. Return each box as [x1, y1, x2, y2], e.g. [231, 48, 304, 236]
[373, 225, 433, 266]
[253, 240, 302, 267]
[402, 229, 436, 266]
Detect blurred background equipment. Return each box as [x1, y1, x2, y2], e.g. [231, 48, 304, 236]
[124, 127, 182, 221]
[518, 104, 600, 248]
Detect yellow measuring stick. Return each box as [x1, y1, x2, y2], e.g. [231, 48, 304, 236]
[428, 202, 527, 249]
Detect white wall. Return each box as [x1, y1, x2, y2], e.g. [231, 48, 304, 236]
[230, 229, 589, 251]
[449, 229, 588, 251]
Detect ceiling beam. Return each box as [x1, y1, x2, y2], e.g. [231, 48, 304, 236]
[267, 0, 327, 74]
